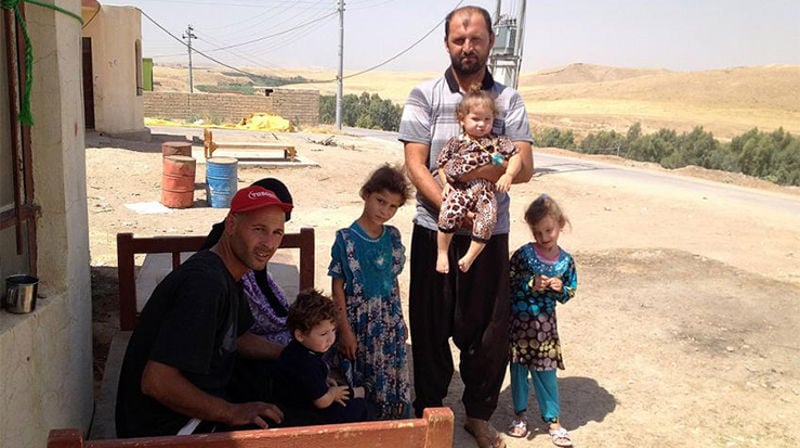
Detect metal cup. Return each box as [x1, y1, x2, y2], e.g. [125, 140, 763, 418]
[4, 274, 39, 314]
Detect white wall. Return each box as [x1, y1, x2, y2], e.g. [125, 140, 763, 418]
[82, 5, 146, 135]
[0, 1, 93, 446]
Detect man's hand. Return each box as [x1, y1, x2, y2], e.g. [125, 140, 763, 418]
[227, 402, 284, 429]
[460, 163, 505, 184]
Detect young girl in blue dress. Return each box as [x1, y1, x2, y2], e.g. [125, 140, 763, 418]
[328, 164, 412, 419]
[507, 194, 577, 447]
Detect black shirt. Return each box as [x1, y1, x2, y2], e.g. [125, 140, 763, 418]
[115, 250, 254, 437]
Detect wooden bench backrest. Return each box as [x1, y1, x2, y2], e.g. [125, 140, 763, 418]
[117, 228, 315, 331]
[48, 408, 454, 448]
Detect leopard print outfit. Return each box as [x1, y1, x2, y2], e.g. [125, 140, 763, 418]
[436, 133, 518, 241]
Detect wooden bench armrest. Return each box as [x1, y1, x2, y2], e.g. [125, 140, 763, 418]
[117, 228, 314, 331]
[48, 408, 454, 448]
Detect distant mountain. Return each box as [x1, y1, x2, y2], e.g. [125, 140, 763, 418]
[520, 63, 670, 85]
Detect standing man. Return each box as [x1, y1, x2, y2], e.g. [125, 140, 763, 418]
[399, 5, 533, 448]
[116, 185, 291, 437]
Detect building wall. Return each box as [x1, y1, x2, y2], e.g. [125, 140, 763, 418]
[144, 89, 319, 126]
[81, 5, 146, 135]
[0, 1, 93, 446]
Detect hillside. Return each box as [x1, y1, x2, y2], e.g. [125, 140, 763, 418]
[519, 63, 800, 138]
[152, 63, 800, 140]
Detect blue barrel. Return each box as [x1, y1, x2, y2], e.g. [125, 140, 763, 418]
[206, 157, 238, 208]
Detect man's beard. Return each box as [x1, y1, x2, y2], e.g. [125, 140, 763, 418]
[450, 51, 487, 76]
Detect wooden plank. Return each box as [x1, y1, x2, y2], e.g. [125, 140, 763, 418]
[208, 149, 293, 161]
[48, 408, 454, 448]
[211, 142, 294, 151]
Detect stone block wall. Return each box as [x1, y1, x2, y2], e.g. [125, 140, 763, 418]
[144, 89, 319, 126]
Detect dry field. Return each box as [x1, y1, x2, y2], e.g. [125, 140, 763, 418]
[154, 63, 800, 139]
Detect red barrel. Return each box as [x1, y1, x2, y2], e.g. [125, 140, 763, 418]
[161, 155, 196, 208]
[162, 141, 192, 157]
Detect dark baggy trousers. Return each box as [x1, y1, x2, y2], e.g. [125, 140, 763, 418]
[409, 225, 510, 420]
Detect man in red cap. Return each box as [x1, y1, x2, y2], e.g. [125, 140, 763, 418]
[116, 185, 294, 438]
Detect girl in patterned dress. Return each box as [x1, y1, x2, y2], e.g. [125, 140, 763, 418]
[328, 164, 412, 419]
[507, 194, 577, 447]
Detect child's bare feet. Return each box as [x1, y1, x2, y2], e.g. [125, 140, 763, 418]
[458, 255, 476, 272]
[436, 252, 449, 273]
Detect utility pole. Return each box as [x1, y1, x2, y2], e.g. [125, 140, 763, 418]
[488, 0, 526, 89]
[182, 24, 197, 93]
[335, 0, 344, 130]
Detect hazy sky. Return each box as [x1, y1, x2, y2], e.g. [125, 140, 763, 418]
[100, 0, 800, 74]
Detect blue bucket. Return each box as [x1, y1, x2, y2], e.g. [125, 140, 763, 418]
[206, 157, 238, 208]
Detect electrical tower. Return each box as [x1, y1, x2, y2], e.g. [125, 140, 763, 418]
[182, 24, 197, 93]
[488, 0, 526, 89]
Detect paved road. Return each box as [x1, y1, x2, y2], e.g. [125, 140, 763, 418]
[345, 127, 800, 216]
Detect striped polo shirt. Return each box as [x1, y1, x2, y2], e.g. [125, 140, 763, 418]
[398, 68, 533, 234]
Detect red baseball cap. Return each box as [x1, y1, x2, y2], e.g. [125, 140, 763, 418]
[229, 185, 293, 214]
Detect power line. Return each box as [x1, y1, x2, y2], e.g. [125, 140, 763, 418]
[204, 0, 329, 34]
[306, 0, 464, 83]
[139, 0, 467, 85]
[138, 9, 265, 79]
[203, 11, 338, 52]
[117, 0, 326, 8]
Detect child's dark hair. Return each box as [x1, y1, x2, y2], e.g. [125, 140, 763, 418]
[524, 194, 570, 229]
[287, 289, 338, 335]
[456, 83, 498, 121]
[360, 164, 412, 204]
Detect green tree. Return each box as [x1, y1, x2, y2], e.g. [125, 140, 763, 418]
[318, 92, 402, 131]
[534, 128, 575, 149]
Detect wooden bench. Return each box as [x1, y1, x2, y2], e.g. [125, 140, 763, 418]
[203, 128, 297, 161]
[116, 228, 315, 331]
[48, 407, 454, 447]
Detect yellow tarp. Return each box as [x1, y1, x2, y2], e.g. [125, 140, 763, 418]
[145, 113, 292, 132]
[236, 113, 292, 132]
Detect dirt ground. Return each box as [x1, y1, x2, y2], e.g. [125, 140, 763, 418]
[86, 126, 800, 447]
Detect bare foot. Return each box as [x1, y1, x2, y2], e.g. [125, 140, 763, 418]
[458, 255, 475, 272]
[436, 252, 449, 273]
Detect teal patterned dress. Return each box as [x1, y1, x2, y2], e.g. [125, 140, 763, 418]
[509, 243, 577, 371]
[328, 222, 410, 419]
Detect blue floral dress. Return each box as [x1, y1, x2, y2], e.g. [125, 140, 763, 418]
[328, 222, 410, 419]
[509, 243, 577, 371]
